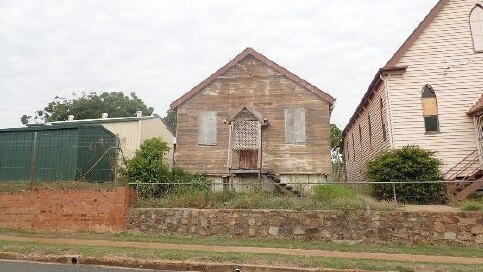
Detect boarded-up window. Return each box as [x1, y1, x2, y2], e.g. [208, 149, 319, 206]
[368, 114, 372, 148]
[424, 116, 439, 132]
[470, 5, 483, 52]
[285, 108, 306, 144]
[358, 124, 362, 144]
[351, 133, 355, 160]
[198, 111, 217, 145]
[379, 98, 387, 141]
[421, 84, 439, 133]
[346, 141, 350, 161]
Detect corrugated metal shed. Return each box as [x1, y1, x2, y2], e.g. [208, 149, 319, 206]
[0, 125, 117, 182]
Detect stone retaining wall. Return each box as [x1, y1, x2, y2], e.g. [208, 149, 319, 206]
[126, 208, 483, 247]
[0, 187, 136, 232]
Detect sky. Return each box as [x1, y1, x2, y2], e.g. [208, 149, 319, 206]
[0, 0, 439, 129]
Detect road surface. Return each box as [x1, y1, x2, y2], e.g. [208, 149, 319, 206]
[0, 260, 177, 272]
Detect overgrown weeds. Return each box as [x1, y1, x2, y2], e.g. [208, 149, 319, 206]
[0, 181, 115, 192]
[135, 186, 398, 211]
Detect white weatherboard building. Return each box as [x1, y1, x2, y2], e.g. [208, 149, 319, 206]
[343, 0, 483, 199]
[46, 114, 174, 166]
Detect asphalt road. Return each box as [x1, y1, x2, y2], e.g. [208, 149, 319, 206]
[0, 260, 178, 272]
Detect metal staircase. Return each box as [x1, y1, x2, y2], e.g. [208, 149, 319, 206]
[444, 149, 483, 201]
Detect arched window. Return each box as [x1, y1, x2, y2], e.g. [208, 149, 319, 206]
[421, 84, 439, 133]
[470, 4, 483, 52]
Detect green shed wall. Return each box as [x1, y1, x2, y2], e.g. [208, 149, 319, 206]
[0, 125, 117, 182]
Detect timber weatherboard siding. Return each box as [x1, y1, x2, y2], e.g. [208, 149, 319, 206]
[344, 82, 391, 182]
[175, 55, 332, 176]
[388, 0, 483, 174]
[344, 0, 483, 182]
[104, 118, 174, 162]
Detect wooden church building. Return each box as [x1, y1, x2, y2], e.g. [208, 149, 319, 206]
[171, 48, 335, 189]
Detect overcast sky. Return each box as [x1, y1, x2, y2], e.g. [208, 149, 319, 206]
[0, 0, 439, 129]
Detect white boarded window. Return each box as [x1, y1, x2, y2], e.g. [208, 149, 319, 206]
[198, 111, 217, 145]
[471, 5, 483, 52]
[285, 108, 306, 144]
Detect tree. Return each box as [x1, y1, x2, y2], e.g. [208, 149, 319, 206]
[330, 124, 342, 162]
[162, 109, 177, 135]
[21, 92, 154, 124]
[366, 146, 444, 204]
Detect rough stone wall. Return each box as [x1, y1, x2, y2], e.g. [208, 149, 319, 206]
[126, 208, 483, 247]
[0, 187, 136, 232]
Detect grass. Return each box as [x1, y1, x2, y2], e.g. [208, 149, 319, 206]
[313, 184, 357, 200]
[460, 196, 483, 212]
[0, 239, 480, 272]
[0, 181, 116, 193]
[0, 228, 481, 258]
[134, 186, 399, 212]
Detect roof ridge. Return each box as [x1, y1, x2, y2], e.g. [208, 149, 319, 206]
[343, 0, 450, 135]
[170, 47, 335, 109]
[385, 0, 449, 67]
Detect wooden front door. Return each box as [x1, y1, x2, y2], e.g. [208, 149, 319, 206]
[239, 150, 258, 169]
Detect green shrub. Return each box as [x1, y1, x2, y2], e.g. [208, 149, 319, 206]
[124, 138, 171, 197]
[124, 138, 211, 198]
[313, 184, 356, 201]
[167, 166, 211, 194]
[461, 200, 483, 212]
[366, 146, 444, 204]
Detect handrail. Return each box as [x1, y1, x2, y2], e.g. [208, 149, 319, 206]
[453, 157, 479, 181]
[444, 149, 480, 181]
[444, 149, 477, 176]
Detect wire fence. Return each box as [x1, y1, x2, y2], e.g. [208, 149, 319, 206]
[127, 178, 476, 202]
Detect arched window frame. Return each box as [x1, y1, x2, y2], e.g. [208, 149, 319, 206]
[421, 84, 440, 133]
[470, 4, 483, 52]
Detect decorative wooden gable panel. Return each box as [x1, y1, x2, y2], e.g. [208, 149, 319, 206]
[232, 108, 260, 150]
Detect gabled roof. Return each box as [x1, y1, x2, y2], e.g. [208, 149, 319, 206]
[467, 93, 483, 116]
[343, 0, 449, 136]
[385, 0, 449, 67]
[225, 105, 268, 125]
[170, 47, 335, 110]
[342, 66, 407, 136]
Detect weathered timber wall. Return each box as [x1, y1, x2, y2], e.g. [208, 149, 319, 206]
[176, 55, 332, 176]
[126, 208, 483, 247]
[0, 187, 136, 232]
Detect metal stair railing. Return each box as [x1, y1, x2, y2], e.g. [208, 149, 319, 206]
[444, 149, 479, 181]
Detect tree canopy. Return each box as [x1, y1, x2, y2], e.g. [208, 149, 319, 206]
[330, 124, 342, 149]
[21, 92, 154, 124]
[330, 124, 343, 162]
[162, 109, 177, 135]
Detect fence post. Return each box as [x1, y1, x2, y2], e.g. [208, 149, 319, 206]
[113, 135, 120, 184]
[30, 132, 38, 189]
[392, 183, 397, 202]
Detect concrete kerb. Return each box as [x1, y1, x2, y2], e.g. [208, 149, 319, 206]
[0, 252, 363, 272]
